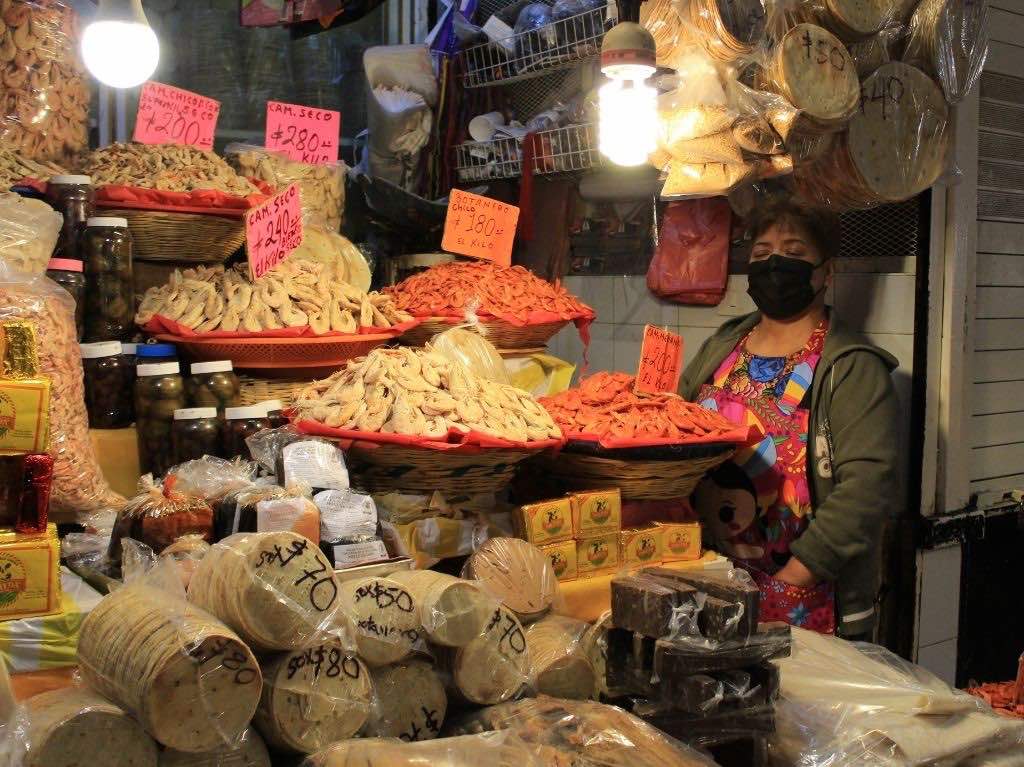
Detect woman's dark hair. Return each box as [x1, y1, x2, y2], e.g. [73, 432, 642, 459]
[745, 199, 842, 264]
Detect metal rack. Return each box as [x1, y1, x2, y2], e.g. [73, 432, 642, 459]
[459, 4, 609, 88]
[455, 122, 602, 182]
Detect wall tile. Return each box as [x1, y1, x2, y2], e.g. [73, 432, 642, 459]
[832, 273, 916, 335]
[917, 639, 958, 687]
[564, 276, 614, 324]
[917, 545, 962, 647]
[679, 326, 717, 368]
[613, 276, 678, 327]
[612, 324, 645, 373]
[584, 323, 615, 375]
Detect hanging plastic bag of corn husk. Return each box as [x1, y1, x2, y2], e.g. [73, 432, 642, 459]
[902, 0, 988, 104]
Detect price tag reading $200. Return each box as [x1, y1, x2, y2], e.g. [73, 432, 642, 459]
[442, 189, 519, 267]
[635, 325, 683, 395]
[265, 101, 340, 164]
[245, 183, 303, 280]
[133, 81, 220, 152]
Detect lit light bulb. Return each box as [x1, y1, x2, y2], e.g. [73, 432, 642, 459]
[81, 0, 159, 89]
[598, 22, 658, 167]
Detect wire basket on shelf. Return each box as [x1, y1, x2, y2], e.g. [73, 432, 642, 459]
[456, 123, 601, 182]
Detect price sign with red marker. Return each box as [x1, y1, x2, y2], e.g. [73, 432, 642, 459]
[441, 189, 518, 267]
[245, 183, 304, 280]
[635, 325, 683, 395]
[134, 81, 220, 152]
[265, 101, 340, 164]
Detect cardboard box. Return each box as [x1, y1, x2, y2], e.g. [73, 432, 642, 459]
[0, 378, 50, 456]
[658, 522, 702, 562]
[540, 540, 578, 582]
[621, 526, 664, 568]
[576, 533, 620, 578]
[571, 489, 622, 537]
[0, 524, 60, 621]
[515, 498, 574, 545]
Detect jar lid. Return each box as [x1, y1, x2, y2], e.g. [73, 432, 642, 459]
[137, 362, 180, 377]
[136, 343, 177, 358]
[190, 360, 233, 374]
[225, 405, 267, 420]
[86, 216, 129, 228]
[46, 258, 83, 272]
[80, 340, 123, 359]
[174, 407, 218, 420]
[121, 343, 137, 355]
[50, 174, 91, 185]
[259, 399, 284, 413]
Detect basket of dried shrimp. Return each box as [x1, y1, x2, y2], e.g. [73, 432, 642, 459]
[532, 372, 752, 500]
[291, 347, 564, 494]
[399, 317, 570, 349]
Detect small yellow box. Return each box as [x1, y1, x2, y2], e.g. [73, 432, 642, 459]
[0, 378, 51, 455]
[576, 533, 620, 578]
[539, 540, 578, 582]
[515, 498, 574, 545]
[571, 489, 621, 537]
[658, 522, 702, 562]
[0, 524, 60, 621]
[621, 526, 664, 568]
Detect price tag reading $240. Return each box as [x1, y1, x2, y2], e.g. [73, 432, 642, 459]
[265, 100, 340, 164]
[442, 189, 519, 267]
[245, 183, 303, 281]
[635, 325, 683, 395]
[133, 81, 220, 152]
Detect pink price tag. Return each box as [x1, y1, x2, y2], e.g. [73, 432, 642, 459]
[133, 81, 220, 152]
[245, 183, 304, 280]
[265, 101, 340, 164]
[635, 325, 683, 395]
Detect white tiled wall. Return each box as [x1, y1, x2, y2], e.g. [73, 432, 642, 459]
[914, 545, 962, 685]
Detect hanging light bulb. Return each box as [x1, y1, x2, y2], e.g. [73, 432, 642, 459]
[598, 22, 657, 167]
[81, 0, 160, 89]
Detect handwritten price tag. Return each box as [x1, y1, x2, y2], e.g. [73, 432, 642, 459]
[265, 100, 340, 164]
[245, 183, 304, 280]
[441, 189, 518, 267]
[133, 81, 220, 152]
[635, 325, 683, 395]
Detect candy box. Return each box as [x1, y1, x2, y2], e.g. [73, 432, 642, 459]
[571, 488, 621, 537]
[539, 540, 578, 582]
[658, 522, 702, 562]
[576, 533, 620, 578]
[515, 497, 574, 545]
[0, 524, 60, 621]
[621, 526, 664, 568]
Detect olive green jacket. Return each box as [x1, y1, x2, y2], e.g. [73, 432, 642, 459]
[679, 312, 900, 637]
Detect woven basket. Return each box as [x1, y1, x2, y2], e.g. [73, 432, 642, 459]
[531, 449, 734, 500]
[343, 442, 540, 495]
[108, 208, 245, 263]
[400, 317, 569, 349]
[238, 375, 317, 408]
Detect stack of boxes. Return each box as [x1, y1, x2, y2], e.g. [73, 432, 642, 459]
[606, 568, 792, 766]
[515, 488, 702, 582]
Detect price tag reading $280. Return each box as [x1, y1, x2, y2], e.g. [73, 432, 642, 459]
[442, 189, 519, 267]
[245, 183, 303, 281]
[133, 81, 220, 152]
[265, 100, 340, 164]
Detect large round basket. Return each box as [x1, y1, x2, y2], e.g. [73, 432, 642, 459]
[238, 374, 317, 408]
[106, 209, 245, 263]
[343, 441, 542, 495]
[531, 443, 735, 500]
[400, 317, 569, 349]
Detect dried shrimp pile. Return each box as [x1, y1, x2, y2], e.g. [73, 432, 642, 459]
[135, 259, 412, 335]
[295, 347, 562, 443]
[386, 261, 593, 321]
[540, 372, 739, 442]
[80, 142, 260, 196]
[0, 147, 65, 190]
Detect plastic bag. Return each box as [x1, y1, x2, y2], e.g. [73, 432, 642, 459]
[365, 659, 449, 741]
[301, 731, 550, 766]
[515, 4, 558, 67]
[524, 614, 595, 699]
[648, 198, 731, 306]
[285, 217, 373, 292]
[158, 728, 271, 767]
[463, 537, 559, 624]
[387, 569, 494, 649]
[428, 325, 511, 385]
[0, 1, 89, 164]
[763, 0, 906, 43]
[773, 627, 1024, 766]
[902, 0, 988, 104]
[164, 456, 258, 502]
[0, 193, 61, 275]
[108, 475, 213, 561]
[0, 266, 124, 518]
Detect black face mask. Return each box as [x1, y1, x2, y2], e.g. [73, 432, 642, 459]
[747, 254, 824, 320]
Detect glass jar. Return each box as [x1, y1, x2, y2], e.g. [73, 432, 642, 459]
[80, 341, 133, 429]
[172, 407, 223, 465]
[186, 361, 240, 413]
[45, 258, 86, 341]
[135, 362, 186, 477]
[82, 217, 134, 342]
[261, 399, 288, 428]
[121, 343, 138, 375]
[223, 405, 271, 460]
[136, 343, 178, 364]
[45, 175, 94, 261]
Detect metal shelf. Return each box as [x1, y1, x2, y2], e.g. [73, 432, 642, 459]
[455, 122, 602, 182]
[459, 5, 608, 89]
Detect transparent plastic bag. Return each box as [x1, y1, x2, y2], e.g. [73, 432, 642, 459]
[462, 537, 560, 624]
[158, 728, 271, 767]
[301, 731, 551, 767]
[0, 1, 89, 164]
[285, 215, 372, 292]
[365, 659, 448, 741]
[0, 266, 124, 518]
[0, 193, 61, 275]
[108, 475, 214, 561]
[773, 627, 1024, 766]
[0, 147, 66, 192]
[427, 325, 510, 385]
[388, 569, 494, 648]
[524, 614, 595, 700]
[164, 456, 258, 502]
[902, 0, 988, 104]
[763, 0, 907, 42]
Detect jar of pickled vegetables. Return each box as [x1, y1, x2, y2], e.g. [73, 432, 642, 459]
[46, 175, 93, 261]
[45, 258, 86, 340]
[135, 362, 186, 477]
[172, 407, 223, 465]
[261, 399, 288, 428]
[82, 217, 134, 342]
[186, 361, 240, 413]
[121, 342, 138, 374]
[136, 342, 177, 364]
[222, 406, 271, 460]
[80, 341, 133, 429]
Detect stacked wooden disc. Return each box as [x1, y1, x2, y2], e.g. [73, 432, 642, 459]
[22, 688, 158, 767]
[463, 538, 558, 624]
[438, 604, 531, 705]
[188, 532, 344, 652]
[525, 615, 596, 700]
[903, 0, 988, 103]
[686, 0, 767, 61]
[77, 586, 262, 752]
[337, 576, 422, 666]
[793, 61, 949, 209]
[365, 660, 449, 741]
[253, 641, 374, 754]
[158, 729, 271, 767]
[388, 569, 494, 648]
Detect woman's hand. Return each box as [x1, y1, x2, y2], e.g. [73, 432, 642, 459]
[774, 557, 819, 587]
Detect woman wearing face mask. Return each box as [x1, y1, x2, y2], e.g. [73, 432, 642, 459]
[680, 199, 899, 639]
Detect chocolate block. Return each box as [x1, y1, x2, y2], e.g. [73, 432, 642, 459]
[636, 575, 702, 636]
[708, 734, 769, 767]
[641, 704, 776, 746]
[611, 575, 680, 638]
[654, 625, 792, 676]
[663, 673, 724, 715]
[630, 632, 657, 693]
[606, 627, 633, 690]
[643, 567, 760, 636]
[746, 662, 781, 706]
[699, 596, 743, 642]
